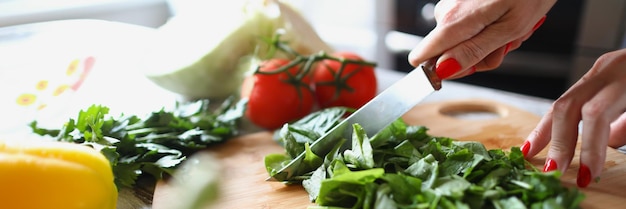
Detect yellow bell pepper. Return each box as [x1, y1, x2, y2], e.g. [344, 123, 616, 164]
[0, 139, 117, 209]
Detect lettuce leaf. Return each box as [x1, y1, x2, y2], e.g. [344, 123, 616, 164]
[264, 107, 585, 209]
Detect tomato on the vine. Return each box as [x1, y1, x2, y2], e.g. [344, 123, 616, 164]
[240, 58, 315, 130]
[312, 51, 377, 109]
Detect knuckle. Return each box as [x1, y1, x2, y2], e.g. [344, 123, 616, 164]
[458, 40, 487, 64]
[548, 141, 576, 162]
[481, 55, 504, 70]
[500, 23, 528, 38]
[551, 97, 577, 119]
[595, 53, 613, 66]
[549, 140, 573, 154]
[581, 101, 610, 121]
[528, 128, 547, 141]
[593, 51, 626, 71]
[434, 1, 455, 21]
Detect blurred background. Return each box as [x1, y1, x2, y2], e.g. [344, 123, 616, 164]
[2, 0, 626, 100]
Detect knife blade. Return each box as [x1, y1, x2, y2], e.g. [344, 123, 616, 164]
[267, 58, 442, 181]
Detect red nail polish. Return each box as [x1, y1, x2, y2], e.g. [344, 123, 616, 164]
[520, 141, 531, 157]
[504, 42, 513, 55]
[532, 16, 547, 31]
[436, 58, 462, 79]
[577, 163, 592, 188]
[543, 158, 558, 172]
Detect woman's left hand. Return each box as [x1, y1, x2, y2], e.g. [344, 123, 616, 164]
[522, 48, 626, 188]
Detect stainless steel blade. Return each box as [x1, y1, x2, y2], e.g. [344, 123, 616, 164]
[268, 59, 441, 181]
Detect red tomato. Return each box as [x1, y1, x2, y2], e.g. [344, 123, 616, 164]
[313, 51, 377, 109]
[241, 59, 315, 130]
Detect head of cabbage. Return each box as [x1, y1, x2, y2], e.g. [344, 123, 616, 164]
[142, 0, 333, 100]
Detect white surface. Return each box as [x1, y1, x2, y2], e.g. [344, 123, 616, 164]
[0, 19, 179, 139]
[286, 0, 393, 69]
[0, 0, 171, 28]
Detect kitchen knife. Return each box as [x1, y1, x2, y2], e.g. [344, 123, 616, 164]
[268, 58, 442, 181]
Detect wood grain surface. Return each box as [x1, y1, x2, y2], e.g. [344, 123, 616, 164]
[152, 99, 626, 209]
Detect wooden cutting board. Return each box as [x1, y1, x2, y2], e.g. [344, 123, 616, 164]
[152, 98, 626, 209]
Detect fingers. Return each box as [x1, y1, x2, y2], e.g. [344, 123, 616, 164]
[578, 80, 626, 187]
[523, 109, 553, 158]
[544, 94, 584, 173]
[608, 113, 626, 148]
[532, 72, 604, 177]
[523, 49, 626, 188]
[407, 0, 498, 68]
[523, 62, 602, 172]
[443, 15, 545, 74]
[446, 43, 510, 80]
[448, 34, 528, 79]
[407, 24, 481, 68]
[408, 0, 512, 68]
[410, 16, 545, 80]
[475, 42, 511, 71]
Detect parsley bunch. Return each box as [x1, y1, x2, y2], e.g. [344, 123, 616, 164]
[30, 97, 245, 189]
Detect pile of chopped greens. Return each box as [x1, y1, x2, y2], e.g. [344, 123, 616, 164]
[265, 107, 585, 209]
[30, 97, 245, 189]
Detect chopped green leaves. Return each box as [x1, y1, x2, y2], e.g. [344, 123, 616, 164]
[343, 124, 375, 169]
[264, 108, 585, 209]
[30, 97, 245, 189]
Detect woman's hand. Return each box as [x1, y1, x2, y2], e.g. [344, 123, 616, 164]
[408, 0, 555, 79]
[522, 48, 626, 188]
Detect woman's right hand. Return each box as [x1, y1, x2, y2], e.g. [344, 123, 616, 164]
[408, 0, 556, 79]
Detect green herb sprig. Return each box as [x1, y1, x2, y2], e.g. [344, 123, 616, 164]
[30, 97, 246, 189]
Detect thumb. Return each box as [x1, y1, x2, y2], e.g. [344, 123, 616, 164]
[408, 26, 458, 67]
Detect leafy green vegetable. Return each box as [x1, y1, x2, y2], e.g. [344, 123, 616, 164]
[266, 107, 350, 180]
[264, 107, 585, 209]
[30, 97, 245, 189]
[144, 0, 334, 99]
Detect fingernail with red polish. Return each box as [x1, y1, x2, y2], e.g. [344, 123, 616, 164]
[532, 16, 547, 31]
[520, 141, 531, 157]
[436, 58, 462, 79]
[543, 158, 558, 172]
[504, 42, 513, 55]
[577, 163, 592, 188]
